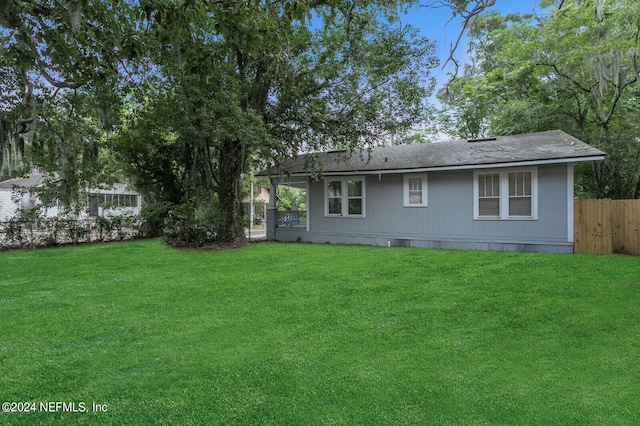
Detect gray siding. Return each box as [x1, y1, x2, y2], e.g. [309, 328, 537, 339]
[273, 164, 573, 253]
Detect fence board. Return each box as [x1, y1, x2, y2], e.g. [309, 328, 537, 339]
[574, 199, 640, 255]
[618, 200, 640, 255]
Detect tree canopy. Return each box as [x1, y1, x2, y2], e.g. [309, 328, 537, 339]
[438, 0, 640, 198]
[2, 0, 451, 243]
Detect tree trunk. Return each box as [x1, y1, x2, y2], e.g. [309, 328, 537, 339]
[217, 136, 247, 245]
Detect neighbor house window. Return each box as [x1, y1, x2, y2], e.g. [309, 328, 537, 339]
[100, 193, 139, 208]
[403, 174, 428, 207]
[325, 177, 365, 217]
[474, 168, 537, 220]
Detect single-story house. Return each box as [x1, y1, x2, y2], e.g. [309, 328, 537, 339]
[257, 130, 605, 253]
[0, 172, 142, 220]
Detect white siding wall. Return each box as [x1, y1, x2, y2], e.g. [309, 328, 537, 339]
[0, 190, 16, 220]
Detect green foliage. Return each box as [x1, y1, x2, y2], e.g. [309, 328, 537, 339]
[1, 241, 639, 423]
[438, 0, 640, 198]
[2, 0, 444, 243]
[0, 56, 28, 179]
[107, 0, 439, 244]
[138, 200, 174, 238]
[277, 185, 306, 211]
[161, 204, 224, 248]
[112, 95, 189, 208]
[0, 213, 142, 250]
[29, 93, 116, 209]
[1, 0, 131, 201]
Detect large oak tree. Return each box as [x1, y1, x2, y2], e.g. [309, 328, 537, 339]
[1, 0, 496, 243]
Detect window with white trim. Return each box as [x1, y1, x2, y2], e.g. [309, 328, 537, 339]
[325, 177, 365, 217]
[403, 174, 428, 207]
[97, 193, 140, 208]
[327, 181, 342, 215]
[478, 173, 500, 217]
[474, 168, 537, 220]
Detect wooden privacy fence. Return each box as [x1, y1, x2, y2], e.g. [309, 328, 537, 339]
[574, 199, 640, 255]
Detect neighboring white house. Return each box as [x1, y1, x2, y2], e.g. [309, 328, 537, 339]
[0, 173, 142, 220]
[0, 173, 45, 220]
[87, 183, 142, 218]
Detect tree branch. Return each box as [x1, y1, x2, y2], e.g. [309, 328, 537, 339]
[423, 0, 497, 73]
[535, 62, 596, 94]
[16, 70, 38, 135]
[34, 53, 85, 89]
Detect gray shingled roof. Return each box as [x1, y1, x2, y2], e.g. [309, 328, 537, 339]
[258, 130, 605, 177]
[0, 175, 137, 193]
[0, 173, 46, 189]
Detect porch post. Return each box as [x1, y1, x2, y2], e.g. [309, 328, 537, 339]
[266, 180, 278, 241]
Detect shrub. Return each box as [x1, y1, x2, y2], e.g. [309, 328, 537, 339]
[162, 213, 218, 248]
[0, 212, 146, 250]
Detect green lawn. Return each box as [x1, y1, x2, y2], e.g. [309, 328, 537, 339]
[1, 240, 639, 425]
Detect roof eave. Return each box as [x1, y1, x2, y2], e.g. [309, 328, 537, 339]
[259, 155, 606, 178]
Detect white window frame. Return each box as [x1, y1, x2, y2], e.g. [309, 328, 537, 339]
[473, 168, 538, 220]
[403, 174, 428, 207]
[324, 177, 366, 218]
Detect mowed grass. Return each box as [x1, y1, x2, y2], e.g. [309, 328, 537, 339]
[1, 240, 639, 425]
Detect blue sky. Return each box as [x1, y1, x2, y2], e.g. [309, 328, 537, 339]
[404, 0, 548, 94]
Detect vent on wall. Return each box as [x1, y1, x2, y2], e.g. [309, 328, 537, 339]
[467, 137, 497, 143]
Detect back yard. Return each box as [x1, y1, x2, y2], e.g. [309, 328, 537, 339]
[1, 240, 639, 425]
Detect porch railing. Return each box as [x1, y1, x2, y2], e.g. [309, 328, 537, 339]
[277, 210, 307, 227]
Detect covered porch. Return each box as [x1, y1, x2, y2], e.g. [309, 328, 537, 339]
[266, 177, 309, 241]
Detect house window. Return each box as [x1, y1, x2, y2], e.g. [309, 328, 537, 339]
[327, 181, 343, 215]
[509, 172, 532, 216]
[403, 174, 428, 207]
[325, 177, 365, 217]
[474, 168, 537, 220]
[478, 173, 500, 217]
[347, 180, 363, 215]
